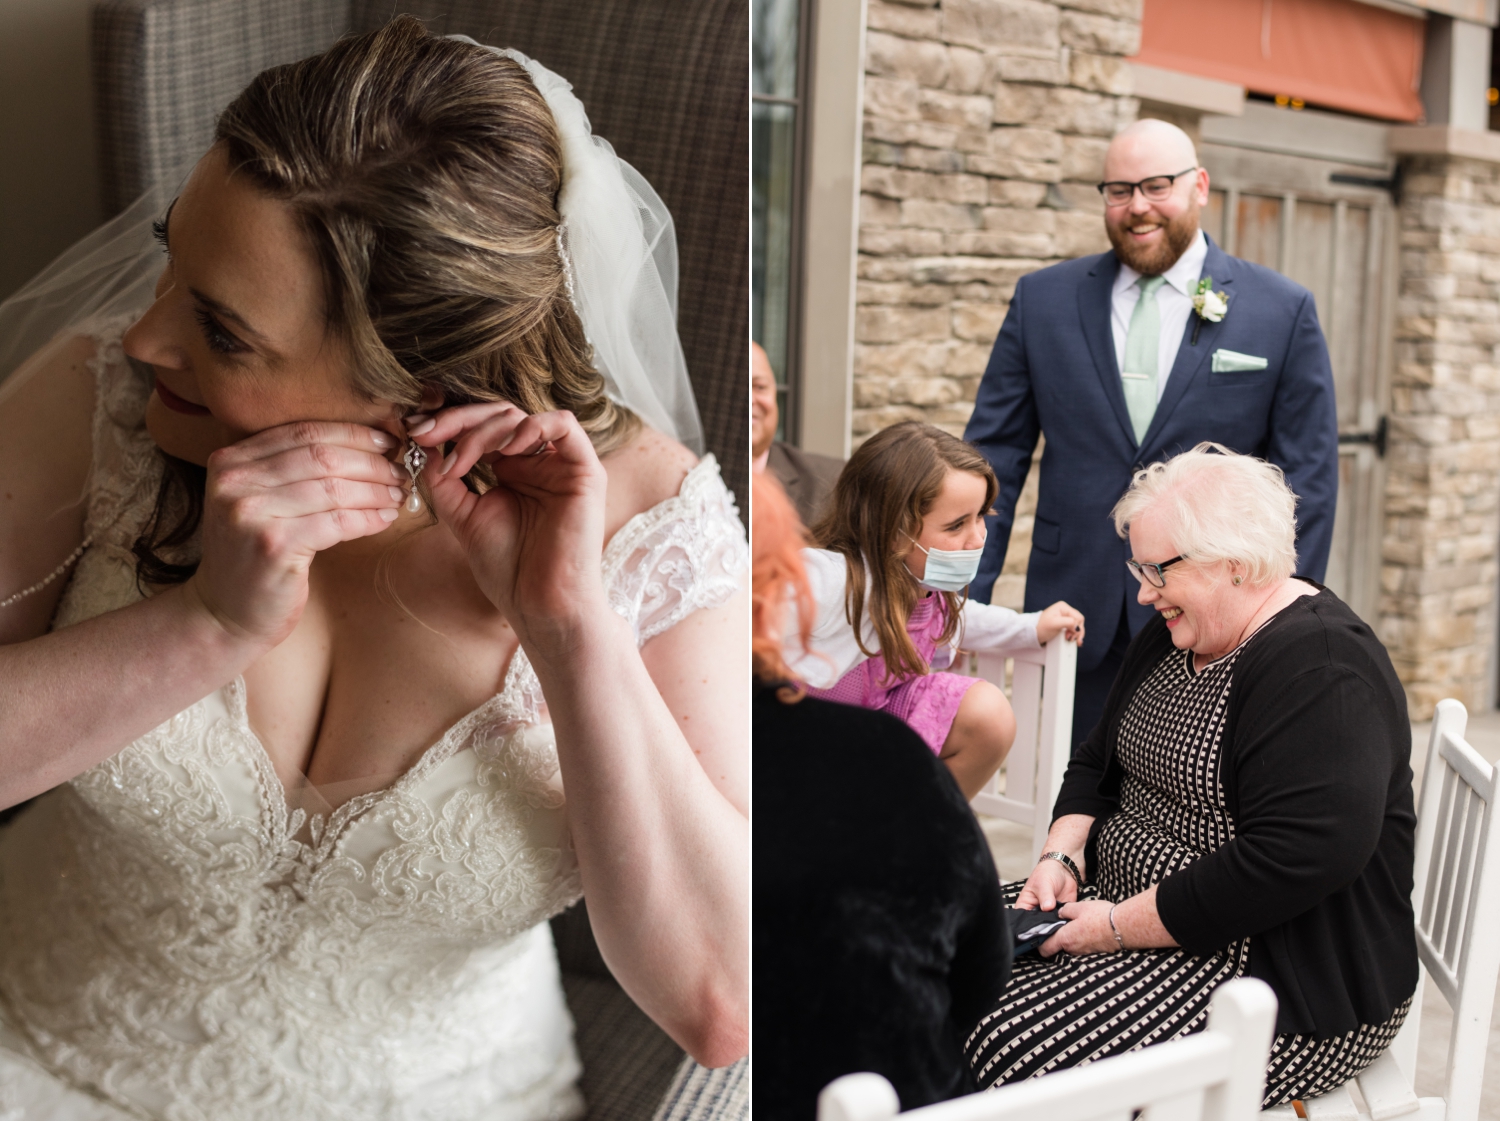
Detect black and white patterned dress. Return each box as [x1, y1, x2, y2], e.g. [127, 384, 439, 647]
[965, 638, 1409, 1107]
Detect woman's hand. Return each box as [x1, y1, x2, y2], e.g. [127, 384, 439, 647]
[408, 402, 610, 660]
[189, 422, 403, 644]
[1036, 600, 1085, 645]
[1040, 886, 1178, 957]
[1040, 900, 1118, 957]
[1016, 856, 1080, 911]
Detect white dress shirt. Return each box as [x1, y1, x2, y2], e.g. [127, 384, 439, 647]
[783, 548, 1041, 689]
[1110, 229, 1208, 401]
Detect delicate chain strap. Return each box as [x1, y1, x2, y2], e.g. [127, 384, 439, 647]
[0, 535, 93, 610]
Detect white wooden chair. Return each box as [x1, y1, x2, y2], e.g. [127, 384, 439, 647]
[957, 636, 1076, 863]
[1263, 698, 1500, 1121]
[817, 977, 1278, 1121]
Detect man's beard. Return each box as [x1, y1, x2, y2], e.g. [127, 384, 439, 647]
[1107, 205, 1200, 275]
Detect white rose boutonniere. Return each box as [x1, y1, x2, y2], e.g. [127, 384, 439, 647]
[1191, 276, 1228, 344]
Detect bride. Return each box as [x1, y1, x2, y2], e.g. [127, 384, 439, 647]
[0, 17, 747, 1121]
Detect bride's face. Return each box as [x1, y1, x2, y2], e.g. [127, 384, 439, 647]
[124, 145, 400, 466]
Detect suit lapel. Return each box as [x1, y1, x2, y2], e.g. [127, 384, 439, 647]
[1140, 236, 1235, 452]
[1077, 253, 1137, 448]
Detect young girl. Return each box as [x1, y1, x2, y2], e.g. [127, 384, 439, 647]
[783, 421, 1084, 799]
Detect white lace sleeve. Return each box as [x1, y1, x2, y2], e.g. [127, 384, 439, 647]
[602, 455, 747, 645]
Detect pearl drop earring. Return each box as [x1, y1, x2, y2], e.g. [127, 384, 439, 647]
[402, 440, 427, 514]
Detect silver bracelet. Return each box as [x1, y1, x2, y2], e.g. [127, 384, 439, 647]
[1041, 851, 1083, 889]
[1108, 904, 1126, 951]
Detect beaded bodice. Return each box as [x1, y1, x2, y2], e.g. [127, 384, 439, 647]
[0, 319, 747, 1121]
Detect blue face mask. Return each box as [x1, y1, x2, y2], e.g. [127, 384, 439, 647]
[906, 537, 985, 593]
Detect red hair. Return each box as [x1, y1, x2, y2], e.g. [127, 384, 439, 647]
[752, 473, 814, 696]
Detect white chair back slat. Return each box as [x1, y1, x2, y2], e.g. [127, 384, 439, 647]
[1424, 767, 1464, 958]
[818, 980, 1277, 1121]
[1008, 657, 1041, 801]
[1440, 791, 1483, 969]
[961, 638, 1076, 863]
[1406, 700, 1500, 1121]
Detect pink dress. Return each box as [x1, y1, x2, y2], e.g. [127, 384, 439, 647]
[807, 593, 979, 755]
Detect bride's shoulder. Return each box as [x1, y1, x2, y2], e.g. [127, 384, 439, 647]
[600, 424, 704, 540]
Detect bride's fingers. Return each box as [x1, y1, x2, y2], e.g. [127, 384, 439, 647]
[281, 506, 403, 554]
[405, 401, 524, 448]
[439, 410, 588, 480]
[435, 411, 533, 478]
[219, 443, 405, 492]
[214, 421, 397, 465]
[242, 478, 407, 520]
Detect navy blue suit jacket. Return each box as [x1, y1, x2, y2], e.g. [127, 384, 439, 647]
[964, 236, 1339, 673]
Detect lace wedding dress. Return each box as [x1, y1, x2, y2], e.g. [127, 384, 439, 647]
[0, 318, 747, 1121]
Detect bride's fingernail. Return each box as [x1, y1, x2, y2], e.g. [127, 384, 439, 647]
[379, 508, 399, 522]
[440, 452, 457, 475]
[407, 417, 436, 436]
[371, 431, 395, 449]
[404, 413, 430, 428]
[388, 486, 404, 501]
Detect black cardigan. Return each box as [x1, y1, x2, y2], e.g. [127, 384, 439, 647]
[1054, 587, 1418, 1037]
[754, 684, 1012, 1120]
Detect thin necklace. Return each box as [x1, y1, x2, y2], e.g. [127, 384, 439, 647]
[1193, 586, 1292, 670]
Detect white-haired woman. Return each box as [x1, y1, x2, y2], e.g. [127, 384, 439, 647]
[965, 443, 1417, 1107]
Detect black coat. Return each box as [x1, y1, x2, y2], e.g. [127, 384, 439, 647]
[1054, 587, 1419, 1036]
[754, 685, 1011, 1120]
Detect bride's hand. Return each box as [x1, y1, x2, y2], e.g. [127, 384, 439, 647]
[188, 422, 404, 644]
[409, 402, 609, 658]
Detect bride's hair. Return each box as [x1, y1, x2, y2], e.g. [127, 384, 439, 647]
[134, 15, 639, 586]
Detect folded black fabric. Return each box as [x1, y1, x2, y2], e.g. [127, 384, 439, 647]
[1008, 908, 1068, 956]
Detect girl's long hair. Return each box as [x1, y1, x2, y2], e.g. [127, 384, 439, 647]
[810, 421, 997, 680]
[752, 473, 814, 699]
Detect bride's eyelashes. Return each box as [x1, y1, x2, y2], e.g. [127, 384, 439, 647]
[193, 307, 249, 356]
[151, 218, 170, 253]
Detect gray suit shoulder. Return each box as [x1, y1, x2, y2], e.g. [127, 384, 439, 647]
[767, 441, 844, 526]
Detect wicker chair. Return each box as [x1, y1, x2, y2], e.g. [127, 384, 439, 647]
[88, 3, 748, 1118]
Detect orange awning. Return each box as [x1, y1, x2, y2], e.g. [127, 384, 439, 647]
[1132, 0, 1426, 123]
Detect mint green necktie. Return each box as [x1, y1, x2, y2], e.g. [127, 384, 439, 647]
[1122, 275, 1166, 444]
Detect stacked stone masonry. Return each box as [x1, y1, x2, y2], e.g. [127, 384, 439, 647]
[855, 0, 1141, 608]
[855, 0, 1142, 442]
[1387, 155, 1500, 716]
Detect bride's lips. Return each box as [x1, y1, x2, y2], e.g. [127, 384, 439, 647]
[154, 379, 213, 417]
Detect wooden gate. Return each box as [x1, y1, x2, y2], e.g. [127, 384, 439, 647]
[1198, 141, 1396, 623]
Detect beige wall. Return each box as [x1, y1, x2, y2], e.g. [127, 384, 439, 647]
[0, 0, 101, 302]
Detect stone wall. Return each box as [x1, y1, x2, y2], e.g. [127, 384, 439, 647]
[852, 0, 1141, 606]
[1385, 153, 1500, 717]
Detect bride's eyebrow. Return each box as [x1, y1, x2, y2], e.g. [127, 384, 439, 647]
[190, 287, 273, 350]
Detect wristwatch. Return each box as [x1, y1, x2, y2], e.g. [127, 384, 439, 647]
[1040, 851, 1083, 889]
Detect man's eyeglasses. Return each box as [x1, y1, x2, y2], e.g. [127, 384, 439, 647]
[1126, 555, 1186, 588]
[1096, 168, 1198, 207]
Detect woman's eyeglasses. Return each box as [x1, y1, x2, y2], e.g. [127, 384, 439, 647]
[1126, 555, 1186, 588]
[1096, 168, 1197, 207]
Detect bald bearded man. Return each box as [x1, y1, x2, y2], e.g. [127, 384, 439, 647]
[963, 119, 1338, 750]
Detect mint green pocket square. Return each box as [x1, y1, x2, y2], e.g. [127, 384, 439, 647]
[1212, 349, 1268, 373]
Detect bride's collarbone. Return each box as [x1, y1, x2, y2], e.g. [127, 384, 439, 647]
[242, 537, 518, 797]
